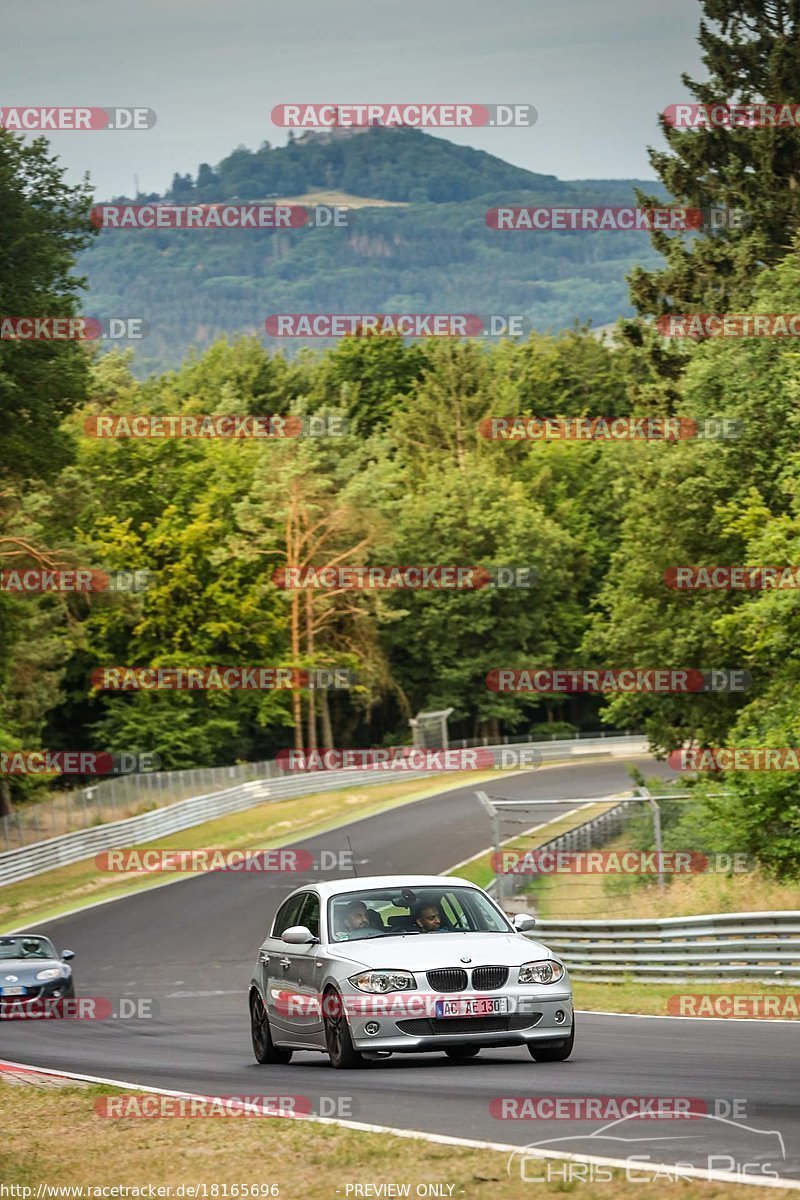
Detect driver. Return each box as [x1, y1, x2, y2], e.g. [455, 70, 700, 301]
[413, 902, 446, 933]
[339, 899, 383, 939]
[21, 939, 41, 957]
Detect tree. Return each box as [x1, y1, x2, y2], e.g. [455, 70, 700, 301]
[629, 0, 800, 319]
[231, 410, 382, 752]
[0, 129, 97, 484]
[195, 163, 219, 200]
[168, 172, 194, 201]
[314, 329, 428, 435]
[587, 248, 800, 753]
[0, 129, 97, 812]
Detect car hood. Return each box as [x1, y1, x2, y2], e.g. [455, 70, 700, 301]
[0, 957, 66, 983]
[336, 933, 554, 971]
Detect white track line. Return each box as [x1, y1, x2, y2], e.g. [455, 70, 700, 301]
[578, 1009, 799, 1024]
[0, 1059, 797, 1191]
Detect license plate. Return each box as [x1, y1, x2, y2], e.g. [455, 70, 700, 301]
[1, 987, 25, 997]
[435, 996, 508, 1018]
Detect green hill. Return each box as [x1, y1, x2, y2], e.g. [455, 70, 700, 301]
[82, 127, 667, 373]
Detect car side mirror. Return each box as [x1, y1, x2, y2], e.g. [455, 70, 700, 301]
[282, 925, 318, 945]
[510, 914, 536, 932]
[62, 950, 75, 960]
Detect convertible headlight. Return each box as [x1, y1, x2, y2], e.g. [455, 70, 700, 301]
[36, 968, 63, 981]
[518, 959, 564, 985]
[348, 970, 416, 993]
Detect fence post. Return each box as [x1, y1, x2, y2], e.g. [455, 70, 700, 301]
[84, 787, 97, 827]
[476, 790, 504, 902]
[638, 786, 665, 894]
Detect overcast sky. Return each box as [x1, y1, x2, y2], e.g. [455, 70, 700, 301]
[2, 0, 705, 198]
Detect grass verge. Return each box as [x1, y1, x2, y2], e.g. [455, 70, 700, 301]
[574, 980, 800, 1017]
[1, 1078, 795, 1199]
[530, 853, 800, 921]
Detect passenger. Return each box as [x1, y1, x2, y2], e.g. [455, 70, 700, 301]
[413, 902, 446, 933]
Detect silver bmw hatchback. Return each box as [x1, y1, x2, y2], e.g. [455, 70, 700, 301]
[249, 874, 574, 1069]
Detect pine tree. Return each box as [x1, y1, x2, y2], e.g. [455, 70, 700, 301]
[629, 0, 800, 318]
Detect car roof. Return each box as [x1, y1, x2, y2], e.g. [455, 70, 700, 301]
[288, 874, 479, 899]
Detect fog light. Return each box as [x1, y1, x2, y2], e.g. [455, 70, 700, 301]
[554, 1009, 566, 1024]
[365, 1021, 380, 1035]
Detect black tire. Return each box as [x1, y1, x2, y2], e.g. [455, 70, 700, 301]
[528, 1017, 575, 1062]
[444, 1045, 480, 1060]
[323, 989, 365, 1069]
[250, 990, 293, 1065]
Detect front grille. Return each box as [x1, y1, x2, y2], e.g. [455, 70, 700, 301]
[426, 968, 468, 992]
[472, 966, 508, 990]
[397, 1013, 542, 1036]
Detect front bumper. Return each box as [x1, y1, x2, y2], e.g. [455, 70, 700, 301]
[347, 991, 573, 1053]
[0, 980, 71, 1018]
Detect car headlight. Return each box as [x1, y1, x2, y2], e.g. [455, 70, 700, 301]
[36, 968, 63, 981]
[518, 959, 564, 985]
[348, 970, 416, 993]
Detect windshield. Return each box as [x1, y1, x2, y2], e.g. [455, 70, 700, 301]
[0, 936, 55, 960]
[327, 886, 511, 943]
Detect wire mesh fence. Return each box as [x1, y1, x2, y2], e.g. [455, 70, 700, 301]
[0, 759, 283, 852]
[450, 727, 631, 749]
[481, 789, 736, 921]
[1, 729, 640, 854]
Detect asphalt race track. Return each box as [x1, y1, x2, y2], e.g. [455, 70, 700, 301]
[2, 757, 799, 1183]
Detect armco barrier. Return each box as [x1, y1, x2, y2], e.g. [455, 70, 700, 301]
[0, 735, 648, 887]
[528, 911, 800, 984]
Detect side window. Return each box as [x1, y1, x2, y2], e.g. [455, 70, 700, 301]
[298, 893, 320, 938]
[272, 893, 306, 937]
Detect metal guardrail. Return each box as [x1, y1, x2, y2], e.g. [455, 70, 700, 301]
[529, 911, 800, 983]
[484, 786, 800, 984]
[0, 735, 649, 887]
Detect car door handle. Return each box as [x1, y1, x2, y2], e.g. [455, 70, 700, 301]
[280, 957, 291, 970]
[259, 953, 270, 964]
